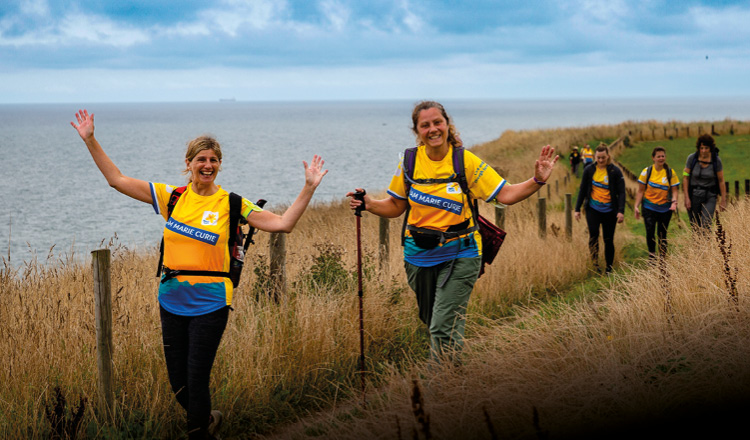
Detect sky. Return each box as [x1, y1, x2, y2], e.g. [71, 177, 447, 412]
[1, 0, 749, 103]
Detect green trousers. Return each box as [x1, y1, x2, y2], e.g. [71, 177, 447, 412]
[405, 256, 481, 361]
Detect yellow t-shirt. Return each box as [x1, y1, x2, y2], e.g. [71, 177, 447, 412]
[387, 146, 505, 267]
[150, 183, 262, 316]
[638, 166, 679, 212]
[582, 147, 594, 163]
[589, 167, 612, 212]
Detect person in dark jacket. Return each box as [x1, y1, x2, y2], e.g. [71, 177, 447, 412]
[574, 144, 626, 273]
[569, 146, 582, 177]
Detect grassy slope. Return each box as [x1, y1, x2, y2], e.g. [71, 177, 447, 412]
[273, 138, 750, 440]
[4, 120, 749, 439]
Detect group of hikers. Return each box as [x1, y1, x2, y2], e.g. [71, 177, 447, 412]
[72, 102, 725, 439]
[570, 134, 725, 273]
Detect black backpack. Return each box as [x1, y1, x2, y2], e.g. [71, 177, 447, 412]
[687, 150, 720, 195]
[156, 186, 266, 287]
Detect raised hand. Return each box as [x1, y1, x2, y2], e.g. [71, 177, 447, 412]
[534, 145, 559, 183]
[71, 109, 95, 141]
[303, 155, 329, 189]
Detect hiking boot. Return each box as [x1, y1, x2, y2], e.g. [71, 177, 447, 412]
[208, 410, 223, 438]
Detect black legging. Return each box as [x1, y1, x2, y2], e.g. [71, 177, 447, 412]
[642, 208, 672, 257]
[160, 305, 229, 439]
[585, 206, 617, 272]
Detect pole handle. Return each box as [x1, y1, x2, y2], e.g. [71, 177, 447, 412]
[354, 189, 366, 217]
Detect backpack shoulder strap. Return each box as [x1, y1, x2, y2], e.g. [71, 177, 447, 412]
[452, 146, 479, 222]
[167, 186, 187, 218]
[689, 153, 698, 173]
[402, 147, 419, 189]
[157, 185, 187, 277]
[400, 147, 418, 246]
[645, 165, 653, 185]
[452, 146, 470, 196]
[228, 192, 242, 247]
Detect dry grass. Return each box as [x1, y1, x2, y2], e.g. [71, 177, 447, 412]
[1, 119, 744, 438]
[275, 199, 750, 440]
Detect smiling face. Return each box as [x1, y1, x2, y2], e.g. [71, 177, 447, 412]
[416, 107, 449, 149]
[186, 148, 221, 186]
[652, 150, 666, 167]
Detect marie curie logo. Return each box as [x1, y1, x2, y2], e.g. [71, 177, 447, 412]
[166, 219, 220, 245]
[446, 183, 462, 194]
[409, 188, 463, 215]
[202, 211, 219, 226]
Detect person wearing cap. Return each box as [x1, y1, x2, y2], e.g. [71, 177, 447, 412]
[569, 146, 582, 177]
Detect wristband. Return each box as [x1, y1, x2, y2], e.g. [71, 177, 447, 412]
[533, 176, 546, 185]
[683, 171, 691, 177]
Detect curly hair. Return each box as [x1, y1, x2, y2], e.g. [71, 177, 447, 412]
[695, 134, 716, 152]
[410, 101, 462, 147]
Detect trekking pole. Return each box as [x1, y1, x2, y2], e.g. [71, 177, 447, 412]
[353, 189, 367, 402]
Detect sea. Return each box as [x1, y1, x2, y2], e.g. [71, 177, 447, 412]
[2, 97, 749, 266]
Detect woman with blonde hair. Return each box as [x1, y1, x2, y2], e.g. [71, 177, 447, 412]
[72, 109, 328, 439]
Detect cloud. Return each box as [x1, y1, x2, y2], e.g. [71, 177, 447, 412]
[0, 0, 748, 102]
[319, 0, 350, 31]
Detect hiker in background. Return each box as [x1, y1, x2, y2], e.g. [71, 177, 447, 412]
[71, 109, 327, 439]
[574, 144, 626, 274]
[634, 147, 680, 259]
[346, 100, 558, 363]
[581, 143, 594, 167]
[683, 134, 726, 230]
[569, 146, 582, 177]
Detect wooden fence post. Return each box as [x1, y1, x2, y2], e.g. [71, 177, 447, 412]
[269, 233, 286, 301]
[745, 179, 749, 197]
[538, 198, 546, 238]
[494, 205, 505, 230]
[735, 180, 740, 200]
[379, 217, 389, 270]
[91, 249, 115, 422]
[565, 193, 572, 240]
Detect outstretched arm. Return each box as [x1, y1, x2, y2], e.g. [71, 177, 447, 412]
[346, 189, 408, 218]
[246, 155, 328, 233]
[495, 145, 559, 205]
[71, 110, 152, 204]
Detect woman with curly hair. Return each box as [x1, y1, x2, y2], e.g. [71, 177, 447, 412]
[683, 134, 726, 230]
